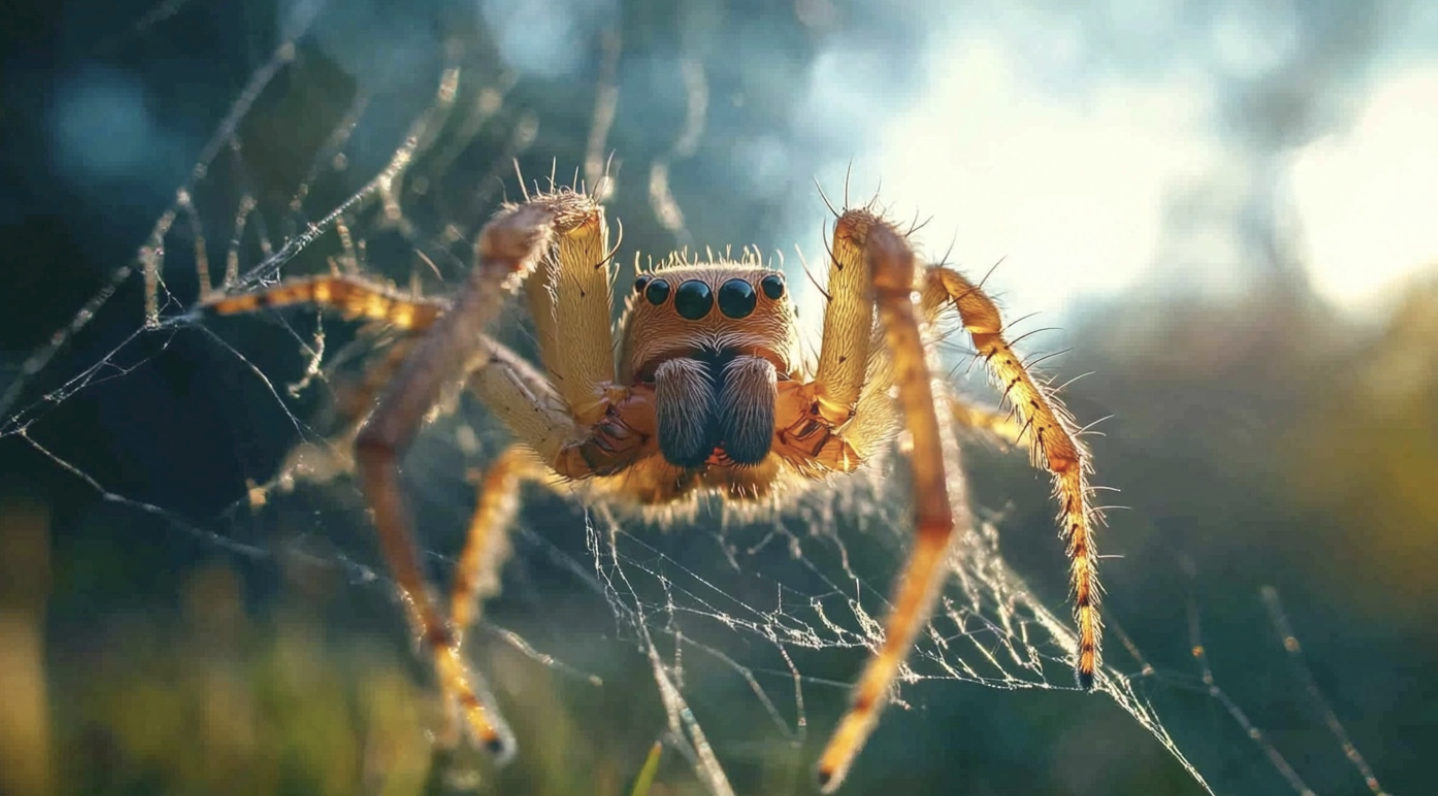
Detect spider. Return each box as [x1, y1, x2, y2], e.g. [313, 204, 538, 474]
[203, 184, 1101, 791]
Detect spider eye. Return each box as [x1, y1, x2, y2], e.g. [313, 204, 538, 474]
[634, 276, 650, 294]
[717, 278, 757, 319]
[644, 279, 671, 305]
[760, 274, 785, 300]
[674, 280, 714, 320]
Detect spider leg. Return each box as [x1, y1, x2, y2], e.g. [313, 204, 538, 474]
[810, 211, 878, 423]
[450, 444, 550, 640]
[773, 212, 905, 473]
[354, 199, 565, 760]
[454, 333, 591, 643]
[205, 189, 638, 758]
[467, 332, 655, 480]
[518, 190, 621, 426]
[810, 210, 972, 792]
[922, 266, 1102, 687]
[204, 273, 449, 331]
[205, 277, 448, 458]
[467, 184, 662, 479]
[949, 395, 1027, 449]
[427, 444, 548, 750]
[331, 336, 425, 425]
[447, 327, 655, 744]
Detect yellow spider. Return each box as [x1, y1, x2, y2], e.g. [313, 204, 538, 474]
[204, 185, 1100, 791]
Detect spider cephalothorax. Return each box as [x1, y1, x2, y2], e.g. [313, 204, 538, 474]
[617, 264, 801, 469]
[205, 185, 1101, 791]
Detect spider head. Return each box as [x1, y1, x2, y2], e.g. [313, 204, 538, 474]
[618, 263, 798, 383]
[616, 263, 799, 468]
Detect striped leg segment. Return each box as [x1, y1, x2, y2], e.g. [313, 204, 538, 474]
[203, 273, 449, 331]
[925, 266, 1102, 688]
[450, 445, 549, 639]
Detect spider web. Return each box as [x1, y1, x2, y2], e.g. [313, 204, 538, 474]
[2, 2, 1399, 795]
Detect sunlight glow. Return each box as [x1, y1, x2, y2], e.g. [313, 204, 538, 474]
[873, 37, 1222, 316]
[1291, 65, 1438, 312]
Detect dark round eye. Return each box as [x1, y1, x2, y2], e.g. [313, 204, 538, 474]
[718, 278, 757, 319]
[760, 273, 786, 300]
[674, 280, 714, 320]
[644, 279, 671, 305]
[634, 276, 650, 294]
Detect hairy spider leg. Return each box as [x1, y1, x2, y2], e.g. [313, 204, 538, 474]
[351, 197, 585, 759]
[922, 267, 1102, 687]
[203, 273, 449, 331]
[810, 211, 972, 792]
[518, 191, 624, 427]
[455, 337, 652, 637]
[450, 445, 550, 637]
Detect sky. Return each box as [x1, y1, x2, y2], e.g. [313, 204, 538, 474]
[1292, 64, 1438, 311]
[853, 4, 1438, 320]
[31, 0, 1438, 327]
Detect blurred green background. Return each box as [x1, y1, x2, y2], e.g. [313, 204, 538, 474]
[2, 1, 1436, 795]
